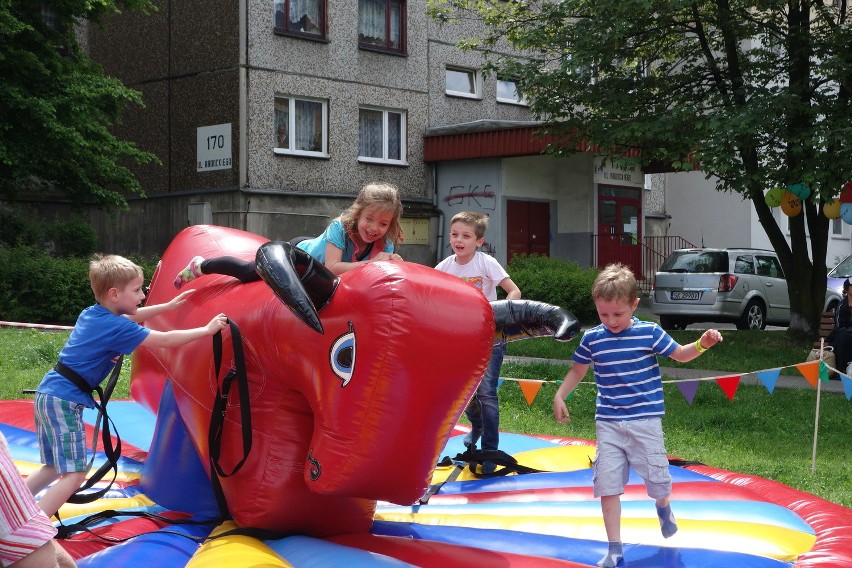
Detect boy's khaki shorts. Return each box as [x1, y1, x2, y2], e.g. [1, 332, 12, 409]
[593, 417, 672, 500]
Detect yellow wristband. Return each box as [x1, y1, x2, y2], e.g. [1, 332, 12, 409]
[694, 339, 707, 353]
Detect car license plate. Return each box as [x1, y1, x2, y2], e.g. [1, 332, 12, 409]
[671, 291, 699, 300]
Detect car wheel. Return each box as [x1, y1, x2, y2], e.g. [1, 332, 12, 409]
[659, 316, 686, 330]
[737, 299, 766, 330]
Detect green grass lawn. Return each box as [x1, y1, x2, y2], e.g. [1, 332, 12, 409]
[3, 327, 850, 508]
[502, 333, 851, 508]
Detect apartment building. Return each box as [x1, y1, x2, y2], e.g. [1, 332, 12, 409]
[76, 0, 657, 277]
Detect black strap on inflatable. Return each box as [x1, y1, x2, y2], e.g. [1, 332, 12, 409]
[208, 318, 252, 519]
[445, 448, 550, 479]
[54, 357, 124, 504]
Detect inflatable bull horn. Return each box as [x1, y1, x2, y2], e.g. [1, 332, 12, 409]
[256, 241, 339, 334]
[492, 299, 581, 343]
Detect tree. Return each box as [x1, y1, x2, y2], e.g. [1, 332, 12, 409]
[428, 0, 852, 333]
[0, 0, 159, 211]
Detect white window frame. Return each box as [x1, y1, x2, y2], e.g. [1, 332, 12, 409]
[273, 95, 328, 158]
[445, 66, 481, 99]
[496, 77, 528, 106]
[358, 106, 407, 165]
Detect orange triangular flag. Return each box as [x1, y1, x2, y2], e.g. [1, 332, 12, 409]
[795, 361, 820, 388]
[715, 375, 741, 401]
[518, 379, 544, 406]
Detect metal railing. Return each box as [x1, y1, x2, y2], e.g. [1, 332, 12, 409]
[591, 235, 697, 293]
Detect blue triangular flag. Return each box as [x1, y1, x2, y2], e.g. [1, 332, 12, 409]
[756, 369, 781, 394]
[841, 374, 852, 401]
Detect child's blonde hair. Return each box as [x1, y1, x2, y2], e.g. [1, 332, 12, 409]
[592, 263, 638, 304]
[450, 211, 489, 239]
[89, 254, 144, 303]
[340, 181, 404, 245]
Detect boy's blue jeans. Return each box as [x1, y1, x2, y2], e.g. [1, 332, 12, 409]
[464, 341, 506, 454]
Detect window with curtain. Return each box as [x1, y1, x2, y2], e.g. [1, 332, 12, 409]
[273, 0, 326, 39]
[358, 107, 406, 165]
[274, 96, 328, 157]
[358, 0, 406, 54]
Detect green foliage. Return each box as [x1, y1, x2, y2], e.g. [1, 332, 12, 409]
[0, 0, 160, 211]
[0, 244, 159, 325]
[508, 254, 599, 324]
[0, 207, 98, 257]
[429, 0, 852, 331]
[0, 246, 91, 324]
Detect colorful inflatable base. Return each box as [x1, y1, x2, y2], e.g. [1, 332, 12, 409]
[3, 398, 851, 567]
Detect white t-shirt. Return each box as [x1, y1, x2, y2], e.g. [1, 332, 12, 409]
[435, 251, 509, 302]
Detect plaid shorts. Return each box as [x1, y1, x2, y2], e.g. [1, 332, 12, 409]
[33, 392, 87, 474]
[0, 433, 57, 566]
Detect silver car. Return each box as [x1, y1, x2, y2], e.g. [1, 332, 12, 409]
[649, 248, 842, 330]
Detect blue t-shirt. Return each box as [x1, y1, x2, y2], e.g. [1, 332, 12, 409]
[572, 317, 677, 421]
[296, 219, 394, 263]
[36, 304, 151, 407]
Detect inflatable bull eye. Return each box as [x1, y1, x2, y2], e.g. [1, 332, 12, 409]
[330, 322, 356, 387]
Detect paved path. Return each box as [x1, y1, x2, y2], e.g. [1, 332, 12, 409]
[504, 356, 847, 394]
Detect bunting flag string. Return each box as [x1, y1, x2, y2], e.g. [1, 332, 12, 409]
[500, 359, 852, 407]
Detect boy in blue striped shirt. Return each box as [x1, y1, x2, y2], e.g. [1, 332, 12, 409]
[553, 263, 722, 568]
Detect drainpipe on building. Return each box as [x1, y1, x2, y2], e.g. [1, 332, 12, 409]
[433, 166, 444, 263]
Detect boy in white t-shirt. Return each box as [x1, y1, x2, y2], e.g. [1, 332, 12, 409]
[435, 211, 521, 472]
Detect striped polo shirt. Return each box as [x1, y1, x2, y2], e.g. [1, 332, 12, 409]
[572, 317, 678, 421]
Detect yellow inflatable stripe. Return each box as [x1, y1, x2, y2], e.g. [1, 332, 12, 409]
[55, 494, 156, 520]
[186, 521, 293, 568]
[429, 445, 593, 483]
[15, 459, 140, 483]
[373, 512, 814, 562]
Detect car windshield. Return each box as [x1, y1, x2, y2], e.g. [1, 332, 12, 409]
[828, 255, 852, 278]
[659, 251, 727, 273]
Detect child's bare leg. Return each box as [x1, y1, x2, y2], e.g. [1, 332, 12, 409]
[25, 465, 59, 495]
[34, 471, 86, 518]
[655, 496, 678, 538]
[598, 494, 623, 567]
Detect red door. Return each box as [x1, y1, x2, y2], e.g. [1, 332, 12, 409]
[597, 186, 642, 278]
[507, 200, 550, 265]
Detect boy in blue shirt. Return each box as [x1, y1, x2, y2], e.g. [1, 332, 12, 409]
[553, 263, 722, 567]
[27, 254, 228, 517]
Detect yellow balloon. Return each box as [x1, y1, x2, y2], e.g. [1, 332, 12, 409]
[765, 186, 784, 207]
[781, 191, 802, 216]
[824, 199, 841, 219]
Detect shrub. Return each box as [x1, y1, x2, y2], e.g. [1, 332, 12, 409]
[0, 246, 91, 324]
[0, 207, 98, 257]
[0, 247, 161, 326]
[508, 255, 599, 325]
